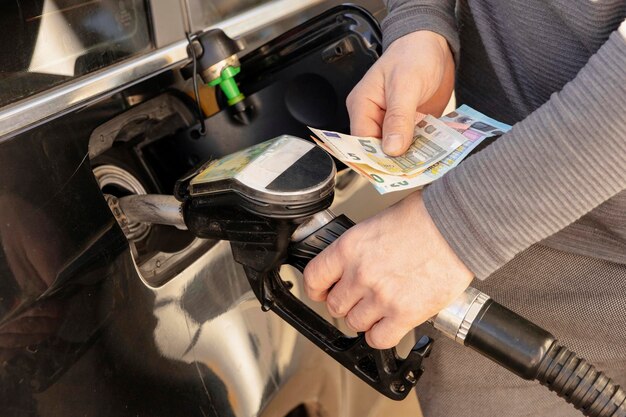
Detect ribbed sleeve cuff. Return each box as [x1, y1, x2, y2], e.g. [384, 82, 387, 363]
[423, 175, 509, 280]
[381, 5, 460, 65]
[422, 26, 626, 280]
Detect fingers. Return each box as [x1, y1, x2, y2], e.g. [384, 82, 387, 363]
[303, 240, 345, 302]
[365, 317, 411, 350]
[415, 49, 456, 117]
[324, 273, 365, 318]
[347, 95, 384, 138]
[344, 298, 383, 332]
[346, 64, 386, 138]
[381, 71, 421, 156]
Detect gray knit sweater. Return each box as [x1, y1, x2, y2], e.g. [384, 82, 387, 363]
[382, 0, 626, 279]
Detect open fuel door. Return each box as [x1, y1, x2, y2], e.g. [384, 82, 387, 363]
[143, 5, 382, 191]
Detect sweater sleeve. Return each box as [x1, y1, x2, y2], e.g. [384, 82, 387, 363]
[381, 0, 459, 60]
[423, 21, 626, 280]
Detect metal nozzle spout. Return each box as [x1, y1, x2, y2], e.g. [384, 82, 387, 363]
[117, 194, 186, 230]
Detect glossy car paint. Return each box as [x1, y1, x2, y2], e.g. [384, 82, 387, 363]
[0, 2, 421, 417]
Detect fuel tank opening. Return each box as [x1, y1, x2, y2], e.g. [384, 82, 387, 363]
[94, 164, 151, 243]
[88, 93, 219, 287]
[93, 161, 214, 287]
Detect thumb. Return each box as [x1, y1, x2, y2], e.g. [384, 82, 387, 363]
[382, 74, 421, 156]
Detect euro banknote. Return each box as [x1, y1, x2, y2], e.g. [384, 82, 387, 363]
[310, 106, 511, 194]
[309, 115, 465, 176]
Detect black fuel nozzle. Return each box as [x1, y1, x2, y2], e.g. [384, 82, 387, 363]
[168, 135, 432, 400]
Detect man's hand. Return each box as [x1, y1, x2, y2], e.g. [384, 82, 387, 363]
[302, 191, 473, 349]
[347, 30, 455, 156]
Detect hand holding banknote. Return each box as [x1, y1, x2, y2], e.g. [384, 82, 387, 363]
[346, 30, 455, 155]
[310, 106, 511, 194]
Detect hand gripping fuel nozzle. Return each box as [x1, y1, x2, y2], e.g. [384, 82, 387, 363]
[118, 136, 626, 415]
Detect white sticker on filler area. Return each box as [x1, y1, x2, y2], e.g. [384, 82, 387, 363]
[236, 137, 315, 191]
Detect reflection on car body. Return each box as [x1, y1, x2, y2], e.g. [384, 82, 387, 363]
[0, 0, 151, 107]
[0, 1, 422, 417]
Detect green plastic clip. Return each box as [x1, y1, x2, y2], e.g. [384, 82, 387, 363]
[208, 66, 245, 106]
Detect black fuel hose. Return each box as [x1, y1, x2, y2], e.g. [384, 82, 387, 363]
[461, 300, 626, 417]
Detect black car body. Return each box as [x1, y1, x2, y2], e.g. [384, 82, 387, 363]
[0, 1, 420, 416]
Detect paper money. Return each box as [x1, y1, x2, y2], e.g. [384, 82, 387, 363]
[440, 105, 511, 136]
[310, 106, 511, 194]
[384, 105, 512, 191]
[309, 137, 431, 191]
[309, 115, 465, 176]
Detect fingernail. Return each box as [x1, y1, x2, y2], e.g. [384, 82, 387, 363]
[383, 134, 403, 155]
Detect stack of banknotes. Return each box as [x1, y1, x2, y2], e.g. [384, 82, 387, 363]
[309, 105, 511, 194]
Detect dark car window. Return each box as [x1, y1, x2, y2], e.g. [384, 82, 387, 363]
[0, 0, 152, 107]
[187, 0, 274, 31]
